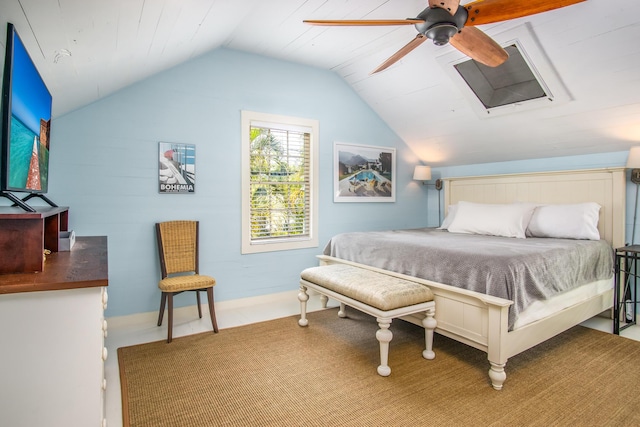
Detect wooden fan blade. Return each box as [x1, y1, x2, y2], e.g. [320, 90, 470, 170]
[449, 26, 508, 67]
[371, 34, 427, 74]
[463, 0, 586, 26]
[429, 0, 460, 16]
[303, 19, 424, 26]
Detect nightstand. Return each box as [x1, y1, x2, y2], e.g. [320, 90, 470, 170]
[614, 246, 640, 334]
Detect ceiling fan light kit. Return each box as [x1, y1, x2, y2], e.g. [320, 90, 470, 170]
[414, 6, 468, 46]
[426, 24, 458, 46]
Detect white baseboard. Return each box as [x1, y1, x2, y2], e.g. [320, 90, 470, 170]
[106, 289, 332, 330]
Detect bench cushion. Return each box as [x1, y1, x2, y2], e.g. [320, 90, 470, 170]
[301, 264, 434, 311]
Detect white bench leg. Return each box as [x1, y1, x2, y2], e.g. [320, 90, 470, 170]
[376, 318, 393, 376]
[298, 286, 309, 327]
[422, 306, 436, 360]
[338, 302, 347, 318]
[320, 294, 328, 308]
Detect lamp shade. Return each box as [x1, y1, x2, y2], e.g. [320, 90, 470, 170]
[413, 165, 432, 181]
[627, 147, 640, 168]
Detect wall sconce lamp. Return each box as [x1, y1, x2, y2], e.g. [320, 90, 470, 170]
[413, 165, 443, 190]
[414, 165, 444, 224]
[627, 147, 640, 185]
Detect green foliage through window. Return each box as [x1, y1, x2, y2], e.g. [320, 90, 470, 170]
[249, 126, 310, 241]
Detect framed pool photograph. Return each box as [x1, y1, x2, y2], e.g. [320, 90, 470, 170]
[333, 142, 395, 202]
[158, 142, 195, 193]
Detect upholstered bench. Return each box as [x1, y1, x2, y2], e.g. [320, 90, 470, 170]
[298, 263, 436, 376]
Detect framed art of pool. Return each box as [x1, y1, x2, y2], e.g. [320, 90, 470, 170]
[333, 142, 395, 203]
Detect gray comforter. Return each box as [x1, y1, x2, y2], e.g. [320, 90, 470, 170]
[323, 228, 614, 330]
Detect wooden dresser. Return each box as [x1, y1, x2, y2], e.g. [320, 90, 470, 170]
[0, 236, 109, 427]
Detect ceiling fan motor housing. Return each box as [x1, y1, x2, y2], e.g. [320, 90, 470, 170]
[414, 6, 468, 45]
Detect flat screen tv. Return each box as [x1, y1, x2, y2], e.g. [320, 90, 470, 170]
[1, 22, 55, 211]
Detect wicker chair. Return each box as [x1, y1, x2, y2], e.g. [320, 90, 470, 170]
[155, 220, 218, 343]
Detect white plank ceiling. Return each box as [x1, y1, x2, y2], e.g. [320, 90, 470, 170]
[1, 0, 639, 166]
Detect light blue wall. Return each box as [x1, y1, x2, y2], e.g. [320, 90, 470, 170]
[36, 47, 636, 318]
[47, 48, 428, 317]
[426, 151, 636, 243]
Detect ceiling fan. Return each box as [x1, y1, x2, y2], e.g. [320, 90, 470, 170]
[304, 0, 586, 73]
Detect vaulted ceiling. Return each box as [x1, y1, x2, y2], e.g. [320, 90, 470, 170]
[3, 0, 640, 166]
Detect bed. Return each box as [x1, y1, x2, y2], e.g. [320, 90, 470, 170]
[317, 168, 626, 390]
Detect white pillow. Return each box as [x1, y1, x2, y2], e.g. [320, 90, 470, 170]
[447, 201, 536, 239]
[526, 203, 601, 240]
[437, 204, 458, 230]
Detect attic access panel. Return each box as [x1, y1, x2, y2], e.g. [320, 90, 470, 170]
[437, 23, 571, 118]
[454, 45, 547, 109]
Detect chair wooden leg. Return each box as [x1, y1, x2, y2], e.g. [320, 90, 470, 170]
[196, 290, 202, 318]
[167, 293, 174, 343]
[157, 292, 167, 326]
[206, 287, 219, 333]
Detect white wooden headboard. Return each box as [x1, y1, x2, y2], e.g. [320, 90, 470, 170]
[443, 168, 626, 248]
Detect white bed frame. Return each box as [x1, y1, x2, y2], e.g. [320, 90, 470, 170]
[318, 168, 626, 390]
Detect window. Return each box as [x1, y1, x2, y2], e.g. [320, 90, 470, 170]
[241, 111, 319, 254]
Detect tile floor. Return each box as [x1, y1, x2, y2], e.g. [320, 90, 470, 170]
[104, 292, 640, 427]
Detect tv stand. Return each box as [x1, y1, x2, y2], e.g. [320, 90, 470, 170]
[0, 191, 58, 212]
[21, 192, 58, 207]
[0, 206, 69, 273]
[1, 191, 35, 212]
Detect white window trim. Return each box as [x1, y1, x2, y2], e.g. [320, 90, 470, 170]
[241, 110, 319, 254]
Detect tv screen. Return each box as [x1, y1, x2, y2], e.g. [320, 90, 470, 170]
[1, 23, 52, 195]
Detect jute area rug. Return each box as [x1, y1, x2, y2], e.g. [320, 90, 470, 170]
[118, 308, 640, 427]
